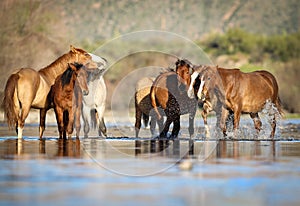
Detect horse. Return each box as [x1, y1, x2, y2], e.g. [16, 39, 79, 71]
[50, 63, 89, 139]
[187, 65, 223, 137]
[81, 55, 108, 137]
[187, 65, 283, 138]
[135, 77, 164, 138]
[150, 59, 197, 139]
[2, 45, 103, 139]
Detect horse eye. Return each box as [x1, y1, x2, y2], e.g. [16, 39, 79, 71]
[207, 77, 211, 80]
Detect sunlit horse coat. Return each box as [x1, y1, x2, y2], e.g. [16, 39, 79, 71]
[51, 63, 89, 139]
[188, 65, 283, 138]
[3, 45, 100, 139]
[150, 59, 197, 139]
[135, 77, 164, 137]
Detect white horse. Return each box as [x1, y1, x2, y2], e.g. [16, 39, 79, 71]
[82, 53, 108, 137]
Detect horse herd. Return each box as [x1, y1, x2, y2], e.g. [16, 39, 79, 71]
[2, 46, 283, 140]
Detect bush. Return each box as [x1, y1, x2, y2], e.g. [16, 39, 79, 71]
[201, 28, 300, 62]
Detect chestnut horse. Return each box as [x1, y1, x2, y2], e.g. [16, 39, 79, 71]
[135, 77, 164, 138]
[3, 45, 101, 139]
[150, 59, 197, 139]
[188, 65, 283, 138]
[51, 63, 89, 139]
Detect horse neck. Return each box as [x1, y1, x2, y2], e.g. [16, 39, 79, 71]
[38, 53, 74, 84]
[62, 74, 78, 96]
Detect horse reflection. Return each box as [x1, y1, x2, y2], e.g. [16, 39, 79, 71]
[57, 138, 81, 158]
[216, 140, 276, 159]
[0, 139, 81, 159]
[135, 139, 194, 157]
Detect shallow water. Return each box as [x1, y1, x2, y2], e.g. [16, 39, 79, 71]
[0, 138, 300, 205]
[0, 119, 300, 206]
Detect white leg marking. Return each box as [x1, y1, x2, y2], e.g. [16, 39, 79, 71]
[187, 72, 199, 98]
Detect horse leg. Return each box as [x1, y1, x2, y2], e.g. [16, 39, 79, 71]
[159, 115, 172, 139]
[96, 105, 107, 137]
[171, 115, 180, 139]
[188, 113, 195, 138]
[270, 116, 276, 139]
[135, 105, 142, 138]
[54, 107, 64, 139]
[250, 112, 262, 138]
[219, 107, 230, 138]
[232, 107, 241, 138]
[99, 117, 107, 137]
[201, 109, 209, 138]
[39, 108, 48, 139]
[17, 102, 33, 139]
[149, 117, 156, 137]
[82, 105, 90, 138]
[157, 116, 164, 134]
[75, 106, 81, 138]
[66, 109, 75, 139]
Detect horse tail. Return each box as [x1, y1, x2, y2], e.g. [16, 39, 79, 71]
[2, 73, 19, 129]
[275, 96, 284, 117]
[150, 86, 162, 120]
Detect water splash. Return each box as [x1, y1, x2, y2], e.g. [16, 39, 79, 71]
[260, 99, 282, 139]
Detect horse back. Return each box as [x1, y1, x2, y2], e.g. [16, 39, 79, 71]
[151, 72, 178, 108]
[218, 68, 280, 113]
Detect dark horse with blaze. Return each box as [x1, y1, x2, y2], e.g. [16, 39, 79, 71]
[2, 45, 102, 139]
[50, 63, 89, 139]
[150, 59, 197, 139]
[188, 65, 283, 138]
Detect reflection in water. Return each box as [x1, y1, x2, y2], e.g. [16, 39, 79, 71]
[216, 140, 277, 160]
[0, 138, 299, 161]
[0, 137, 299, 206]
[0, 138, 81, 159]
[135, 139, 195, 158]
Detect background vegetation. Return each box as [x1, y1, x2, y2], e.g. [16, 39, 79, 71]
[0, 0, 299, 113]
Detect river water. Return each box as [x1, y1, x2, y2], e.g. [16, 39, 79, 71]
[0, 119, 299, 206]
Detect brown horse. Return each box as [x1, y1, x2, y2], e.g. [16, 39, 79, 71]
[188, 65, 283, 138]
[135, 77, 164, 138]
[150, 59, 197, 139]
[51, 63, 88, 139]
[3, 45, 100, 139]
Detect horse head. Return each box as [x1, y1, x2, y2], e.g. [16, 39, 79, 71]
[187, 65, 206, 99]
[188, 65, 225, 103]
[88, 53, 107, 71]
[69, 63, 89, 96]
[69, 45, 103, 72]
[175, 59, 194, 92]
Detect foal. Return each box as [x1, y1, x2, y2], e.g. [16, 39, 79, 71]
[51, 63, 89, 139]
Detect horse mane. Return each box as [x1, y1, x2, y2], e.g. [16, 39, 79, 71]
[61, 66, 75, 87]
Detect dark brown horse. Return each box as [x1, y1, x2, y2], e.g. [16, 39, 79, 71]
[3, 45, 100, 139]
[51, 63, 89, 139]
[188, 65, 283, 138]
[150, 59, 197, 139]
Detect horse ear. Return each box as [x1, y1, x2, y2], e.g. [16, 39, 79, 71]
[70, 45, 78, 53]
[175, 59, 180, 66]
